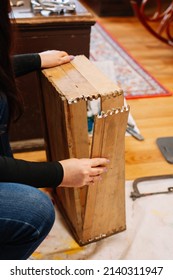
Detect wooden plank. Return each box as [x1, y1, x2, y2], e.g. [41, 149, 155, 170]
[82, 117, 105, 242]
[63, 100, 89, 159]
[71, 55, 122, 97]
[42, 55, 124, 110]
[82, 106, 129, 244]
[42, 64, 99, 102]
[57, 99, 89, 238]
[40, 74, 69, 161]
[103, 108, 129, 234]
[101, 95, 124, 111]
[61, 94, 90, 240]
[41, 69, 90, 238]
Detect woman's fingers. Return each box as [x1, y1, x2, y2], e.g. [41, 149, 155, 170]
[90, 157, 110, 167]
[59, 158, 109, 188]
[39, 50, 74, 68]
[60, 55, 74, 64]
[89, 166, 108, 177]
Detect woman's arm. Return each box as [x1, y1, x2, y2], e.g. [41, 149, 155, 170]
[0, 156, 109, 189]
[12, 53, 41, 77]
[12, 50, 74, 78]
[0, 156, 63, 188]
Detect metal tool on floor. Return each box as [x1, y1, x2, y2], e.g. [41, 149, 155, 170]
[126, 122, 144, 141]
[130, 174, 173, 200]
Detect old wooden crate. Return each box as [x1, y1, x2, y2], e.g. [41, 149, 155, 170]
[40, 55, 129, 245]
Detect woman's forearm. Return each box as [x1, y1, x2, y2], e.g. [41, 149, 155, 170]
[12, 53, 41, 77]
[0, 156, 63, 188]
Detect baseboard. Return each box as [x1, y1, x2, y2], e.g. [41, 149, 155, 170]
[11, 138, 45, 153]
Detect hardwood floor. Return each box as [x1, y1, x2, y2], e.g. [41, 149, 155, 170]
[14, 2, 173, 181]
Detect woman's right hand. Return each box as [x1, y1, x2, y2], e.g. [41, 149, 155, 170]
[59, 158, 109, 188]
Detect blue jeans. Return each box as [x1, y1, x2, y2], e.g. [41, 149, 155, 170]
[0, 183, 55, 260]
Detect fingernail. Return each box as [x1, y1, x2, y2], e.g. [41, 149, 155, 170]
[69, 55, 75, 60]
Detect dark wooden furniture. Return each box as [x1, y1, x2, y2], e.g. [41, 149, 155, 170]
[83, 0, 134, 17]
[10, 0, 95, 151]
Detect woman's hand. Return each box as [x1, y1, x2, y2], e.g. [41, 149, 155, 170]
[39, 50, 74, 68]
[59, 158, 109, 188]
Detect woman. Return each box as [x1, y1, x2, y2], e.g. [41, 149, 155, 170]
[0, 0, 109, 260]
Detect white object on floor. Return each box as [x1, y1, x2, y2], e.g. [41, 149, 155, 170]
[33, 178, 173, 260]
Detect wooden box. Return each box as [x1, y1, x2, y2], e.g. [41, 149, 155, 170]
[40, 55, 129, 245]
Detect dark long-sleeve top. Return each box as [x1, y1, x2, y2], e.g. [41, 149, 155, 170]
[0, 53, 64, 189]
[12, 53, 41, 77]
[0, 156, 64, 188]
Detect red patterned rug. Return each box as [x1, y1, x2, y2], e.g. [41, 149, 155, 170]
[90, 23, 171, 99]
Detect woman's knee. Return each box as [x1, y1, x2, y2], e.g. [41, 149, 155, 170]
[0, 183, 55, 240]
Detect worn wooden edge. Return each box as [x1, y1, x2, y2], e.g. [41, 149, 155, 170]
[53, 188, 126, 246]
[71, 55, 123, 96]
[41, 55, 123, 103]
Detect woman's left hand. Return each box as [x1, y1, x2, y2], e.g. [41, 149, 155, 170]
[39, 50, 74, 68]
